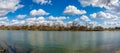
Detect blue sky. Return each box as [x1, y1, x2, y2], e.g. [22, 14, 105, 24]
[0, 0, 120, 27]
[16, 0, 105, 17]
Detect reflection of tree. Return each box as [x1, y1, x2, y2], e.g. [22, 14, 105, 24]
[23, 31, 32, 53]
[3, 31, 32, 53]
[1, 40, 16, 53]
[5, 31, 17, 53]
[6, 31, 12, 42]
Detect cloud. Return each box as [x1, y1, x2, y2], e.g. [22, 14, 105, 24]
[0, 17, 8, 21]
[0, 0, 24, 16]
[107, 2, 120, 14]
[79, 0, 119, 9]
[104, 21, 117, 26]
[25, 17, 47, 25]
[11, 19, 21, 26]
[48, 16, 68, 21]
[80, 15, 90, 21]
[90, 13, 96, 18]
[10, 20, 26, 26]
[90, 11, 119, 20]
[16, 14, 27, 19]
[48, 16, 55, 20]
[37, 16, 45, 21]
[33, 0, 51, 5]
[74, 18, 79, 21]
[79, 0, 120, 26]
[89, 21, 98, 27]
[0, 16, 67, 26]
[30, 9, 49, 16]
[26, 17, 37, 22]
[0, 21, 8, 26]
[89, 22, 97, 24]
[17, 16, 68, 26]
[9, 18, 37, 26]
[64, 5, 86, 15]
[80, 0, 120, 16]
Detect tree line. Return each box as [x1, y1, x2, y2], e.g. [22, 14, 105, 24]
[0, 22, 119, 31]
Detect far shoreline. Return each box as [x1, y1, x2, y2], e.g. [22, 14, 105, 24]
[0, 29, 120, 31]
[0, 25, 120, 31]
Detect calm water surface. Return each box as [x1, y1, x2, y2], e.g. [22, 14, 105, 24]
[0, 30, 120, 53]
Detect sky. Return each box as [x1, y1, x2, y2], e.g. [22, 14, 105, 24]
[0, 0, 120, 27]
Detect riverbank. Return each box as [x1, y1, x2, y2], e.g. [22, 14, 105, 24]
[0, 25, 120, 31]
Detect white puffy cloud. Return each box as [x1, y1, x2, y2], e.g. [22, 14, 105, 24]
[17, 16, 68, 26]
[48, 16, 55, 20]
[79, 0, 119, 9]
[64, 5, 86, 15]
[107, 2, 120, 14]
[19, 20, 26, 26]
[37, 17, 45, 21]
[90, 11, 119, 20]
[79, 0, 120, 26]
[25, 17, 47, 25]
[0, 16, 67, 26]
[104, 21, 117, 26]
[0, 17, 8, 21]
[0, 0, 24, 16]
[79, 0, 120, 16]
[88, 21, 98, 27]
[26, 17, 45, 22]
[26, 17, 37, 22]
[30, 9, 49, 16]
[90, 13, 96, 18]
[74, 18, 79, 21]
[11, 20, 20, 26]
[16, 14, 27, 19]
[47, 16, 69, 26]
[33, 0, 51, 5]
[10, 20, 26, 26]
[80, 15, 90, 21]
[56, 20, 64, 24]
[0, 21, 8, 26]
[89, 22, 97, 25]
[53, 20, 64, 26]
[48, 16, 68, 21]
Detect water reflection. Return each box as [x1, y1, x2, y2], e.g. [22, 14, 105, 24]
[0, 31, 119, 53]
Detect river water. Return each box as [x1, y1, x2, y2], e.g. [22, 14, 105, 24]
[0, 30, 120, 53]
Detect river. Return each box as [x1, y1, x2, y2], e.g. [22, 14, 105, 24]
[0, 30, 120, 53]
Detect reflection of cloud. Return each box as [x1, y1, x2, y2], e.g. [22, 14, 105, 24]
[29, 32, 44, 46]
[1, 31, 119, 53]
